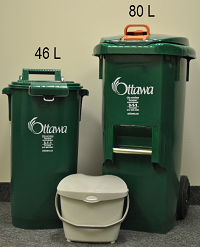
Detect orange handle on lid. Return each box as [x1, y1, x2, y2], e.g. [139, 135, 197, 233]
[121, 24, 150, 41]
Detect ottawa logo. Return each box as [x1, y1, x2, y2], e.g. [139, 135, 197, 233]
[28, 117, 67, 134]
[111, 77, 154, 95]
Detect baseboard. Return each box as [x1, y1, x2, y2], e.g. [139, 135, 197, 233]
[0, 182, 200, 204]
[0, 183, 11, 202]
[190, 186, 200, 205]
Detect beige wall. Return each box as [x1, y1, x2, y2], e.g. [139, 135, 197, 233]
[0, 0, 199, 185]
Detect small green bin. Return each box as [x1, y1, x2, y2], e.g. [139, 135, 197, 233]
[2, 69, 88, 229]
[93, 24, 196, 233]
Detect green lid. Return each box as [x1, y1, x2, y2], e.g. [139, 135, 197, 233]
[93, 24, 196, 59]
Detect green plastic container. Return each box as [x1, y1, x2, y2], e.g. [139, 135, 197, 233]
[2, 69, 88, 229]
[93, 25, 196, 233]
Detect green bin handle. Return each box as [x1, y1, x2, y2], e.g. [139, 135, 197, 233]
[22, 69, 61, 81]
[2, 87, 12, 121]
[79, 89, 89, 121]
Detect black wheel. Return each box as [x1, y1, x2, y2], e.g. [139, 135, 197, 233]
[176, 175, 190, 220]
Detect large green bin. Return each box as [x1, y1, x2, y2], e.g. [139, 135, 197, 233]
[2, 69, 88, 229]
[93, 25, 196, 233]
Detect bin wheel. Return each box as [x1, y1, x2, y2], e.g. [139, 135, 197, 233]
[176, 175, 190, 220]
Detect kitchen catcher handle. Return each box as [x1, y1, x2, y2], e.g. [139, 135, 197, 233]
[55, 192, 129, 229]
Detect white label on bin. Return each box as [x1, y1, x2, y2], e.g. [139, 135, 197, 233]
[127, 97, 139, 115]
[111, 77, 154, 115]
[111, 77, 154, 96]
[28, 117, 68, 152]
[42, 135, 54, 152]
[28, 117, 67, 134]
